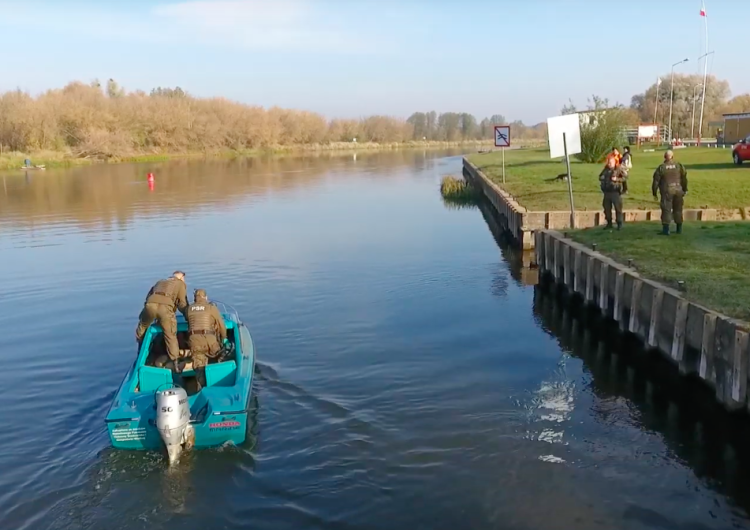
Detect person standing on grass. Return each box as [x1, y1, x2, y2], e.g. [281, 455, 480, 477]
[599, 156, 628, 230]
[605, 147, 622, 167]
[652, 149, 688, 236]
[621, 146, 633, 173]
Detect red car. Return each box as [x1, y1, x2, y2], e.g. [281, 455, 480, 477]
[733, 135, 750, 164]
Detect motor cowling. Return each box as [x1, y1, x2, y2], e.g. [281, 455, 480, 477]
[155, 387, 194, 463]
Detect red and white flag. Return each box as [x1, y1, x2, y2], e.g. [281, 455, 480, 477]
[700, 2, 706, 16]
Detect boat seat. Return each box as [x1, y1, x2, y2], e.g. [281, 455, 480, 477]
[205, 361, 237, 387]
[139, 366, 174, 393]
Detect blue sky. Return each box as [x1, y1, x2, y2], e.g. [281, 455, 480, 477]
[0, 0, 743, 124]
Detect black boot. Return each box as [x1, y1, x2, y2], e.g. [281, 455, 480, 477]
[604, 222, 613, 230]
[676, 223, 682, 234]
[617, 221, 622, 231]
[659, 224, 670, 236]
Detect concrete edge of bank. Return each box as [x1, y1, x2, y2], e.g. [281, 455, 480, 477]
[535, 228, 750, 413]
[462, 157, 743, 250]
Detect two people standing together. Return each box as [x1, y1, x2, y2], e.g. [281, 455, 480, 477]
[598, 147, 688, 235]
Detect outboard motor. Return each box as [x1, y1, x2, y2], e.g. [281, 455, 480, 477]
[155, 386, 194, 464]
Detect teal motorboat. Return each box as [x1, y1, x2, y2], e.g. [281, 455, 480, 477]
[105, 302, 255, 463]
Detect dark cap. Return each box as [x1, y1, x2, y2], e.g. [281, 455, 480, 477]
[194, 288, 207, 299]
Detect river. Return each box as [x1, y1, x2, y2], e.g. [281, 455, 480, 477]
[1, 149, 749, 530]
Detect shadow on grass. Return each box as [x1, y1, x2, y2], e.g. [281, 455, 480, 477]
[480, 160, 562, 172]
[486, 188, 657, 211]
[685, 163, 744, 170]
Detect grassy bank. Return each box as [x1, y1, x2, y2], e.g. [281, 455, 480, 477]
[570, 222, 750, 320]
[0, 140, 545, 171]
[468, 147, 750, 211]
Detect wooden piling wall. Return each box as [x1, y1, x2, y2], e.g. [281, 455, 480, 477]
[535, 229, 750, 413]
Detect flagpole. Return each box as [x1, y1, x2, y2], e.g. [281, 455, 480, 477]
[697, 0, 709, 146]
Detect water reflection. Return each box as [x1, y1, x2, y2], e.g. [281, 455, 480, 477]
[533, 281, 750, 521]
[0, 148, 466, 231]
[476, 198, 538, 289]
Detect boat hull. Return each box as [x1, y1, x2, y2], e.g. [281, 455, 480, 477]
[105, 304, 255, 456]
[107, 412, 248, 450]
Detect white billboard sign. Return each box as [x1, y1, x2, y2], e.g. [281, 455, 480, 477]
[638, 124, 658, 138]
[547, 114, 582, 159]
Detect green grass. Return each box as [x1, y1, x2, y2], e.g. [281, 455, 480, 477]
[468, 147, 750, 211]
[570, 222, 750, 320]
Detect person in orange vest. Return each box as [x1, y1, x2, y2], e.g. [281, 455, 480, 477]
[605, 147, 622, 166]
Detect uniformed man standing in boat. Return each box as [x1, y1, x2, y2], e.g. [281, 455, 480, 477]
[186, 289, 227, 389]
[136, 271, 189, 364]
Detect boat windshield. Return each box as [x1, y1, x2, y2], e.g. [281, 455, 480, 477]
[211, 300, 240, 322]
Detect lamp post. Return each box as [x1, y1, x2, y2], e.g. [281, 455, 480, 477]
[691, 83, 702, 139]
[668, 58, 689, 143]
[697, 50, 715, 145]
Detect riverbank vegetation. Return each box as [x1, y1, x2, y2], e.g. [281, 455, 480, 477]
[561, 96, 630, 163]
[468, 148, 750, 211]
[570, 222, 750, 321]
[0, 79, 548, 168]
[440, 175, 479, 207]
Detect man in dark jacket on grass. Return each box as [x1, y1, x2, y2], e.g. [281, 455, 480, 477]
[652, 150, 688, 235]
[599, 156, 628, 230]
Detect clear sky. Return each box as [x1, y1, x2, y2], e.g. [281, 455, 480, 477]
[0, 0, 744, 124]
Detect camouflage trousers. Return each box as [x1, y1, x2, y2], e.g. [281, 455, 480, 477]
[660, 188, 685, 225]
[136, 302, 179, 361]
[189, 335, 221, 389]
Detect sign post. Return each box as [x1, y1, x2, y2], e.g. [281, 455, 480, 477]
[563, 132, 575, 228]
[547, 114, 582, 229]
[494, 125, 511, 183]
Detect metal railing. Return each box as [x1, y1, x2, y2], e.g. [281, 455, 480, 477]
[622, 126, 672, 144]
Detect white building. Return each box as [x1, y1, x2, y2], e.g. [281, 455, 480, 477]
[576, 108, 618, 128]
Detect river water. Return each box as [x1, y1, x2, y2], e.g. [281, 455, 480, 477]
[1, 149, 750, 530]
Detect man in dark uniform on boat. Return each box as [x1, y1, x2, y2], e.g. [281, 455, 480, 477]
[135, 271, 188, 364]
[186, 289, 227, 389]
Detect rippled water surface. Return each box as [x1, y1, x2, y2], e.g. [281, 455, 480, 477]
[2, 150, 750, 530]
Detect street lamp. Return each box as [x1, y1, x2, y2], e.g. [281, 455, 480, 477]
[668, 58, 689, 142]
[697, 50, 715, 144]
[691, 83, 702, 139]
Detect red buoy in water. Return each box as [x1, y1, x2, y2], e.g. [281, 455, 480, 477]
[147, 172, 155, 183]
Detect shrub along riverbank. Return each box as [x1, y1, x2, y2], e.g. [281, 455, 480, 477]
[0, 140, 511, 170]
[467, 147, 750, 211]
[0, 79, 549, 169]
[570, 222, 750, 321]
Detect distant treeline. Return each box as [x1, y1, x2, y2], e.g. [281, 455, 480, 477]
[0, 80, 546, 159]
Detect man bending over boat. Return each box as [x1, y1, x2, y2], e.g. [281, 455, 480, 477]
[186, 289, 228, 389]
[135, 271, 188, 364]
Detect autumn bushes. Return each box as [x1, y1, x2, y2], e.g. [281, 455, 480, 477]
[0, 81, 503, 160]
